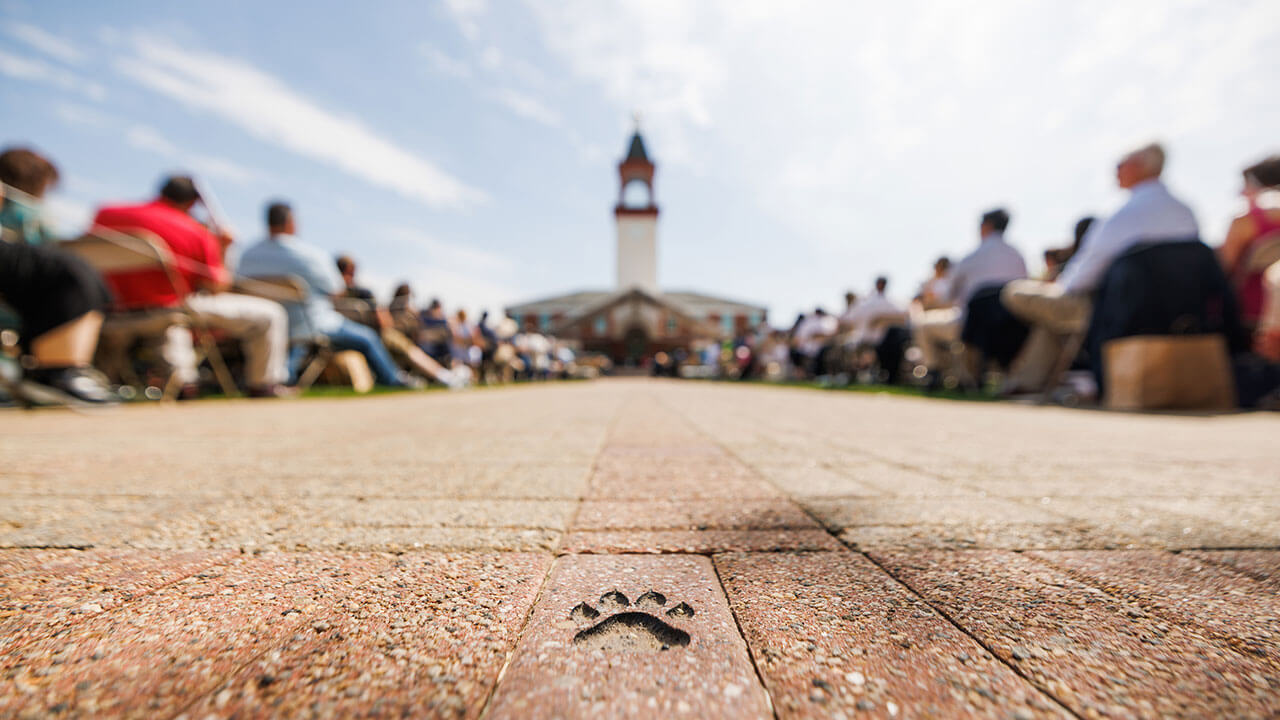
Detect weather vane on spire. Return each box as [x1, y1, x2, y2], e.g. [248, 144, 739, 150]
[631, 110, 643, 131]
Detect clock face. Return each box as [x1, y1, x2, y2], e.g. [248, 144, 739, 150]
[622, 178, 652, 209]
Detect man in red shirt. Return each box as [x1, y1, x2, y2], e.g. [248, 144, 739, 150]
[92, 176, 290, 397]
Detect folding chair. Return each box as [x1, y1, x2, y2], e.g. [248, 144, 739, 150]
[60, 228, 239, 400]
[333, 296, 376, 326]
[1243, 231, 1280, 274]
[233, 274, 334, 390]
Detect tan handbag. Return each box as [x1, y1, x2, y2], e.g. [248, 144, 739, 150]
[1104, 335, 1235, 410]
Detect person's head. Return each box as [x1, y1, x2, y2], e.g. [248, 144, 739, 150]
[266, 201, 295, 235]
[933, 256, 951, 277]
[393, 283, 412, 299]
[979, 208, 1010, 239]
[336, 254, 357, 286]
[457, 309, 468, 322]
[874, 276, 888, 294]
[844, 291, 857, 308]
[159, 175, 200, 211]
[814, 307, 827, 316]
[1115, 142, 1165, 189]
[1242, 155, 1280, 197]
[0, 147, 59, 200]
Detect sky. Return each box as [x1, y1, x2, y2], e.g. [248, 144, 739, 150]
[2, 0, 1278, 322]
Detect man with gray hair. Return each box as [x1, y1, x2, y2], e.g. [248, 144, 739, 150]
[1000, 142, 1199, 394]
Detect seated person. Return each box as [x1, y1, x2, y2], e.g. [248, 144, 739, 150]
[336, 254, 375, 302]
[913, 208, 1028, 383]
[1043, 217, 1095, 281]
[418, 298, 454, 365]
[1001, 143, 1198, 394]
[792, 308, 837, 378]
[389, 284, 420, 338]
[0, 149, 114, 404]
[335, 259, 456, 386]
[236, 202, 406, 387]
[1219, 156, 1280, 331]
[912, 257, 951, 313]
[843, 276, 906, 348]
[93, 176, 291, 397]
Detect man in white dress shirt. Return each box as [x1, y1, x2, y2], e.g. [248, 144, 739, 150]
[843, 277, 907, 348]
[913, 209, 1028, 380]
[1001, 142, 1199, 393]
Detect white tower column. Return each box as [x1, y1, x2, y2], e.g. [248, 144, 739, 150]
[614, 128, 660, 293]
[617, 215, 657, 292]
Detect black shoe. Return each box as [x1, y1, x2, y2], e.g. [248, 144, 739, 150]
[20, 366, 118, 407]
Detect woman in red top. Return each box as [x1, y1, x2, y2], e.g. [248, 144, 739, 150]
[1220, 156, 1280, 334]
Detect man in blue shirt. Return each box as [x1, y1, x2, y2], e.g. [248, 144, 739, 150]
[236, 202, 406, 387]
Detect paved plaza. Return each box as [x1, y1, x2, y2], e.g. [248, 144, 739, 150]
[1, 379, 1277, 718]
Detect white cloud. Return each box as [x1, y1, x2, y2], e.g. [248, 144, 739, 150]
[52, 101, 115, 128]
[517, 0, 1280, 317]
[0, 49, 105, 100]
[6, 21, 82, 64]
[443, 0, 486, 42]
[420, 44, 472, 79]
[124, 124, 261, 183]
[491, 87, 560, 127]
[115, 34, 487, 210]
[360, 225, 521, 318]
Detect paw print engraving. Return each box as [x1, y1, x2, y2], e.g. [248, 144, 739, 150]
[569, 589, 694, 651]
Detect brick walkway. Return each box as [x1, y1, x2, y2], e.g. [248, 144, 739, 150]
[1, 379, 1277, 718]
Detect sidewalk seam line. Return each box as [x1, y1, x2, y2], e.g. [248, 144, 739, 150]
[0, 550, 237, 658]
[661, 389, 1083, 719]
[477, 390, 626, 718]
[1021, 549, 1280, 672]
[164, 554, 397, 720]
[862, 551, 1085, 720]
[476, 552, 558, 720]
[709, 556, 780, 720]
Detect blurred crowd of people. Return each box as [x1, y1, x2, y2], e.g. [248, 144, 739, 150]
[4, 140, 1279, 410]
[0, 146, 587, 406]
[694, 143, 1280, 409]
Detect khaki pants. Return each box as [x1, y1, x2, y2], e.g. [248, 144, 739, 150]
[911, 306, 962, 372]
[164, 292, 289, 387]
[1000, 280, 1092, 393]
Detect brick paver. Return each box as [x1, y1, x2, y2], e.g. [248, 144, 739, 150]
[716, 551, 1068, 718]
[873, 550, 1280, 718]
[484, 553, 772, 719]
[1, 380, 1277, 716]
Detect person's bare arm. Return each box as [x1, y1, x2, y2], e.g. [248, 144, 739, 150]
[1220, 214, 1255, 273]
[197, 227, 235, 293]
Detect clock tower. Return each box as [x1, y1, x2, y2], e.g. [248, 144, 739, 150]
[615, 128, 659, 292]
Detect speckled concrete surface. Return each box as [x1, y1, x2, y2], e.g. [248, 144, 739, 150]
[0, 549, 230, 656]
[1186, 550, 1280, 588]
[178, 553, 549, 719]
[484, 553, 772, 719]
[573, 499, 822, 531]
[716, 552, 1068, 718]
[873, 550, 1280, 718]
[1, 552, 392, 718]
[1, 379, 1278, 716]
[1030, 550, 1280, 663]
[560, 529, 843, 554]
